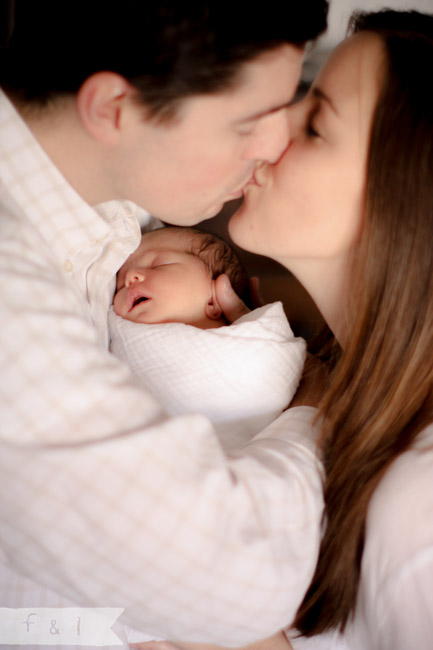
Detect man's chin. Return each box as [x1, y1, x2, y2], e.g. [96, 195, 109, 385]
[160, 199, 235, 226]
[159, 210, 217, 227]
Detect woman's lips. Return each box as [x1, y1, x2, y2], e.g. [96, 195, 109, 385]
[252, 161, 267, 186]
[246, 175, 260, 187]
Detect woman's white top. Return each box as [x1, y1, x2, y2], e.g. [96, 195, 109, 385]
[288, 423, 433, 650]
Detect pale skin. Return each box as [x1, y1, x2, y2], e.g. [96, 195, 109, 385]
[129, 31, 384, 650]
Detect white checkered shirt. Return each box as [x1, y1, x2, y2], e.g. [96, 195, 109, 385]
[0, 88, 324, 648]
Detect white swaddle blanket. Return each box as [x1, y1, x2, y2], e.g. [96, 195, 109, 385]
[109, 301, 306, 451]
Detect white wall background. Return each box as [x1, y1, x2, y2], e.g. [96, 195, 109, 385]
[304, 0, 433, 78]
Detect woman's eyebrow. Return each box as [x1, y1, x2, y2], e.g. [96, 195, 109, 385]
[312, 86, 340, 117]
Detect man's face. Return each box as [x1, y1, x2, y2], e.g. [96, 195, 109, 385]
[112, 44, 304, 224]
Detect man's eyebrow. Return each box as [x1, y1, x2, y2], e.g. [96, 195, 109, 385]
[312, 86, 339, 117]
[234, 101, 292, 125]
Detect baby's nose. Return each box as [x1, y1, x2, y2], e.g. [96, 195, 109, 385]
[125, 268, 145, 287]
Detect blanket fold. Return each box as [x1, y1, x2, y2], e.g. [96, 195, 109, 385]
[109, 302, 306, 450]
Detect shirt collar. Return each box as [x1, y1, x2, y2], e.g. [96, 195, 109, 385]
[0, 88, 113, 266]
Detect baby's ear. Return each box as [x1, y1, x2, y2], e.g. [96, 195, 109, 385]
[205, 281, 223, 321]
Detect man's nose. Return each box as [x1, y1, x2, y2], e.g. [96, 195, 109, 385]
[246, 109, 291, 164]
[125, 268, 145, 287]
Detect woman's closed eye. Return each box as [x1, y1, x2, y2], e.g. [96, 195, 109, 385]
[306, 111, 321, 138]
[307, 121, 320, 138]
[308, 121, 323, 138]
[304, 103, 322, 139]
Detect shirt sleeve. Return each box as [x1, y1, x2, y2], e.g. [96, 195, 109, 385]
[0, 217, 324, 646]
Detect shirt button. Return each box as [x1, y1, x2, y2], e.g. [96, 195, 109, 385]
[64, 259, 73, 272]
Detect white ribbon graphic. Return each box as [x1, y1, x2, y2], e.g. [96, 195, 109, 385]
[0, 607, 124, 646]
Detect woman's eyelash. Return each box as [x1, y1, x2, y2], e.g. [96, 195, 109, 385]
[305, 103, 321, 138]
[307, 122, 320, 138]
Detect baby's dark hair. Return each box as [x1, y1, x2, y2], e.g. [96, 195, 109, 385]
[161, 226, 251, 307]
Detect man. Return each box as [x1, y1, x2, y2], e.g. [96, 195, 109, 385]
[0, 1, 328, 647]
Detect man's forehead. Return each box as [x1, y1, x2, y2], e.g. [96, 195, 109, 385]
[231, 46, 304, 120]
[172, 43, 304, 125]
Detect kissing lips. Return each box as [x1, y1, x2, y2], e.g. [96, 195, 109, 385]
[227, 170, 259, 200]
[243, 165, 267, 193]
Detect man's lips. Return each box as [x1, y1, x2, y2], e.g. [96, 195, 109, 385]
[227, 172, 260, 199]
[226, 188, 245, 200]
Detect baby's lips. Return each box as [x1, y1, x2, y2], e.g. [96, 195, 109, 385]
[127, 287, 150, 312]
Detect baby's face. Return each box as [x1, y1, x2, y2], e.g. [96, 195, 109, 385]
[114, 229, 214, 326]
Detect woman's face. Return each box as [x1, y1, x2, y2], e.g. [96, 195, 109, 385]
[229, 32, 384, 267]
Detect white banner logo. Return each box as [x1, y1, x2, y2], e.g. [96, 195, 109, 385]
[0, 607, 124, 646]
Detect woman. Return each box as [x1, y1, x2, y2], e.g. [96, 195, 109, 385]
[132, 9, 433, 650]
[230, 8, 433, 650]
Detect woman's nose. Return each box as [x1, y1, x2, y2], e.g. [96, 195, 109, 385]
[125, 268, 145, 287]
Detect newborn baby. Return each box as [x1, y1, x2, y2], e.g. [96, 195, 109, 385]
[109, 226, 306, 450]
[113, 225, 249, 329]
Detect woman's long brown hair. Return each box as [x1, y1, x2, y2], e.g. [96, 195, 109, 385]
[295, 10, 433, 635]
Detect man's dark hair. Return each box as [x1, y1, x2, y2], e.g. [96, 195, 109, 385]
[1, 0, 328, 120]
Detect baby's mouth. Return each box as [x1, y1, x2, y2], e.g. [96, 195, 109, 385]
[128, 295, 150, 312]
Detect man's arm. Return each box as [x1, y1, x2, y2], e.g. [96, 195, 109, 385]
[1, 234, 323, 646]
